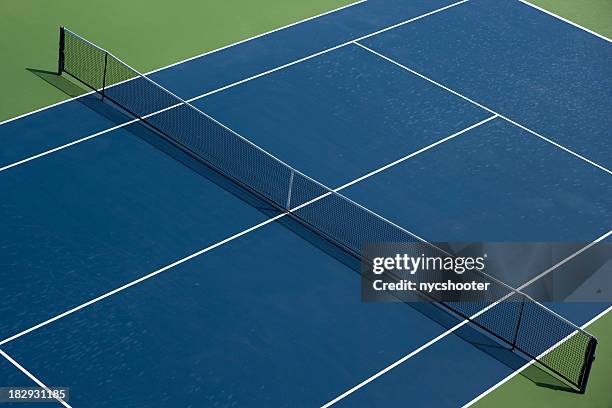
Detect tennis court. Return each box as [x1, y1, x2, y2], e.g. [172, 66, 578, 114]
[0, 0, 610, 406]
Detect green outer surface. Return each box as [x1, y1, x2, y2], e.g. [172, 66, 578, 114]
[529, 0, 612, 39]
[0, 0, 355, 121]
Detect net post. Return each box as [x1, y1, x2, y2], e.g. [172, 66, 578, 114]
[578, 337, 597, 394]
[286, 169, 295, 210]
[511, 294, 527, 350]
[101, 52, 108, 99]
[57, 27, 65, 75]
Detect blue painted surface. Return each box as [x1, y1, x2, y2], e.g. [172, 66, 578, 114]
[197, 44, 490, 187]
[1, 221, 452, 407]
[1, 126, 267, 338]
[343, 118, 611, 243]
[0, 0, 610, 406]
[0, 95, 130, 168]
[362, 0, 612, 169]
[335, 330, 518, 407]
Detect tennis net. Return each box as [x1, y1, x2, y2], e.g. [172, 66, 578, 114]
[58, 26, 597, 393]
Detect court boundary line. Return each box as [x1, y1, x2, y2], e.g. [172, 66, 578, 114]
[354, 42, 612, 176]
[0, 0, 471, 174]
[462, 303, 612, 407]
[0, 0, 367, 127]
[0, 349, 72, 408]
[518, 0, 612, 43]
[0, 115, 493, 346]
[321, 229, 612, 407]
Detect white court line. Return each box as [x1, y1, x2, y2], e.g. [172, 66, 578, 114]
[520, 229, 612, 290]
[0, 213, 283, 346]
[518, 0, 612, 43]
[335, 115, 497, 191]
[0, 120, 138, 172]
[353, 42, 612, 176]
[0, 0, 471, 174]
[0, 0, 367, 127]
[0, 116, 491, 346]
[463, 303, 612, 407]
[321, 322, 475, 408]
[0, 96, 95, 127]
[322, 229, 612, 407]
[0, 349, 72, 408]
[322, 287, 512, 407]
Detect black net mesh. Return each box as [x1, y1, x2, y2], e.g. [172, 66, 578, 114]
[58, 27, 597, 393]
[62, 30, 107, 90]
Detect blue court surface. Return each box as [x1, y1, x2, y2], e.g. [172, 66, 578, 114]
[1, 0, 611, 407]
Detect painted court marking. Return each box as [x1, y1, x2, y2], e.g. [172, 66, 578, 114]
[1, 0, 609, 403]
[11, 0, 612, 183]
[0, 0, 474, 393]
[0, 0, 471, 174]
[4, 0, 610, 184]
[335, 115, 498, 191]
[353, 42, 612, 176]
[1, 0, 604, 129]
[0, 115, 493, 347]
